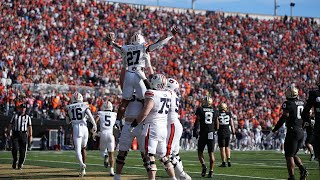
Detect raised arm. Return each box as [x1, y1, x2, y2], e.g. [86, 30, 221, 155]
[106, 32, 122, 53]
[146, 26, 178, 52]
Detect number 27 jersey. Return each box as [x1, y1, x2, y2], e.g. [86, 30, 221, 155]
[195, 106, 216, 134]
[98, 111, 117, 134]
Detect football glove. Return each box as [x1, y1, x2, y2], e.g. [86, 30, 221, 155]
[115, 119, 121, 130]
[171, 26, 179, 36]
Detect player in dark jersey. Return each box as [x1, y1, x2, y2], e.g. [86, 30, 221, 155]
[268, 85, 308, 180]
[302, 75, 320, 166]
[215, 103, 235, 167]
[194, 97, 216, 178]
[303, 115, 315, 161]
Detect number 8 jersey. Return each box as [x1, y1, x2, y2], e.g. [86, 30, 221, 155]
[195, 105, 216, 134]
[97, 111, 117, 134]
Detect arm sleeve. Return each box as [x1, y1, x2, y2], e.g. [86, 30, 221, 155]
[85, 109, 97, 129]
[147, 35, 173, 52]
[272, 115, 286, 132]
[111, 42, 122, 53]
[302, 91, 315, 124]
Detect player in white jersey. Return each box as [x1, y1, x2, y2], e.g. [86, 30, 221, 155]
[66, 92, 97, 177]
[95, 101, 117, 176]
[166, 78, 191, 180]
[130, 74, 177, 180]
[114, 93, 146, 180]
[106, 26, 179, 127]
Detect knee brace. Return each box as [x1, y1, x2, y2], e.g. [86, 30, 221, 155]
[116, 151, 128, 165]
[160, 156, 173, 171]
[146, 153, 157, 172]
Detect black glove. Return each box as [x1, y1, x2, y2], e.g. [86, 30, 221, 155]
[131, 119, 138, 128]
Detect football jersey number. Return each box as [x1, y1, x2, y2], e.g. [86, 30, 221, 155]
[297, 106, 303, 119]
[158, 98, 171, 114]
[218, 115, 230, 125]
[127, 50, 140, 66]
[71, 108, 83, 120]
[104, 115, 111, 127]
[175, 98, 179, 113]
[205, 112, 213, 124]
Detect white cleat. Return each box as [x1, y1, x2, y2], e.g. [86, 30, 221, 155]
[79, 164, 86, 177]
[179, 172, 192, 180]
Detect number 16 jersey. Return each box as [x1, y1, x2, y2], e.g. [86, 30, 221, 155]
[66, 102, 90, 125]
[98, 111, 117, 134]
[195, 106, 216, 135]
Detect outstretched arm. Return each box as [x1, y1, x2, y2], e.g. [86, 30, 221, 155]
[272, 109, 289, 132]
[146, 26, 178, 52]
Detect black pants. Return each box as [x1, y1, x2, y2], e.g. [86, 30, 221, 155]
[11, 131, 28, 166]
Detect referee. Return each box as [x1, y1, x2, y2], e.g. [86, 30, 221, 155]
[8, 104, 32, 170]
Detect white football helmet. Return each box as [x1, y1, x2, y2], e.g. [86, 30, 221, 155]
[102, 101, 113, 111]
[166, 78, 179, 93]
[130, 33, 146, 45]
[285, 85, 298, 99]
[150, 74, 167, 90]
[72, 91, 83, 103]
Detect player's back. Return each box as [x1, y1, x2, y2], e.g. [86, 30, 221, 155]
[144, 89, 172, 124]
[121, 44, 149, 70]
[283, 99, 305, 129]
[196, 106, 215, 134]
[168, 90, 179, 123]
[217, 111, 232, 130]
[98, 111, 117, 134]
[66, 102, 89, 125]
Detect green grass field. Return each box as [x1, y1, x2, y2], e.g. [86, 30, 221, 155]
[0, 150, 319, 180]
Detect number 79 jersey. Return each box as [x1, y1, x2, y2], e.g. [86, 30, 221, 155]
[144, 89, 172, 124]
[195, 106, 216, 134]
[97, 111, 117, 134]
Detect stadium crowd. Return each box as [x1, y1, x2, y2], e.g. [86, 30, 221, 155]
[0, 0, 319, 143]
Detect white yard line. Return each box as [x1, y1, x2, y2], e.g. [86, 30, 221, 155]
[0, 158, 285, 180]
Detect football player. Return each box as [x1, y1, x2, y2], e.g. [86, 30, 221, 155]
[302, 74, 320, 165]
[114, 93, 146, 180]
[166, 78, 191, 180]
[267, 85, 308, 180]
[66, 92, 97, 177]
[95, 101, 117, 176]
[131, 74, 177, 180]
[106, 26, 179, 128]
[215, 103, 235, 167]
[303, 114, 315, 161]
[194, 96, 216, 178]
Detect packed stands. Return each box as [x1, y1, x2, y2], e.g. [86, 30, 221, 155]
[0, 0, 319, 137]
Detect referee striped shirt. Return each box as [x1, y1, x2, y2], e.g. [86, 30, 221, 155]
[10, 114, 32, 132]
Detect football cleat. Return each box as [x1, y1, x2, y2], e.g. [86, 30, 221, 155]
[228, 162, 232, 167]
[201, 165, 207, 177]
[219, 162, 226, 167]
[207, 170, 213, 178]
[79, 164, 86, 177]
[300, 168, 309, 180]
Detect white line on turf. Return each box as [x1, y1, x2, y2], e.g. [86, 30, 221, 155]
[0, 158, 286, 180]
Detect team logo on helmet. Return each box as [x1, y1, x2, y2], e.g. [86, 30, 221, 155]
[102, 101, 113, 111]
[166, 78, 179, 93]
[285, 85, 298, 99]
[150, 74, 167, 90]
[218, 103, 228, 112]
[72, 91, 83, 103]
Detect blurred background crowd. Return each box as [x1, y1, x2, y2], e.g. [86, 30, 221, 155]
[0, 0, 319, 150]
